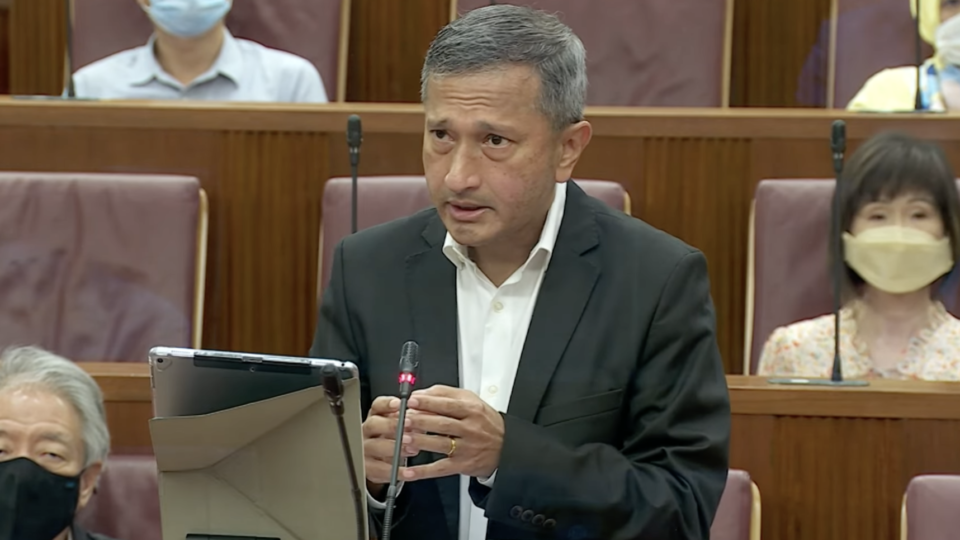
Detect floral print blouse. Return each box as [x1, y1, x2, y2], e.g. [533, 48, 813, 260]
[758, 301, 960, 381]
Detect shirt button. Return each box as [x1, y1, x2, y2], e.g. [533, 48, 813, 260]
[488, 385, 498, 395]
[492, 301, 504, 312]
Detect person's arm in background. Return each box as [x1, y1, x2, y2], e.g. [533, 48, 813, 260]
[470, 251, 731, 540]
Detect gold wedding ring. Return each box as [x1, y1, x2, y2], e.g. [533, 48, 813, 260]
[447, 437, 457, 457]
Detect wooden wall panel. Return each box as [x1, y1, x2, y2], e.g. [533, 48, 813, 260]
[216, 131, 329, 354]
[345, 0, 451, 102]
[729, 0, 833, 107]
[0, 8, 10, 94]
[9, 0, 65, 95]
[5, 103, 957, 374]
[3, 0, 840, 107]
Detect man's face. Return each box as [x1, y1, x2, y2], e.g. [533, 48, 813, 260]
[0, 386, 101, 511]
[422, 65, 590, 250]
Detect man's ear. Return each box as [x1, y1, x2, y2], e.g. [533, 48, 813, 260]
[76, 462, 103, 511]
[555, 121, 593, 182]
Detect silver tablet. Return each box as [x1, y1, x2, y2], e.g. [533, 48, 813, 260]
[149, 346, 360, 418]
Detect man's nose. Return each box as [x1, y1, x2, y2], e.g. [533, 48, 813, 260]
[444, 145, 482, 194]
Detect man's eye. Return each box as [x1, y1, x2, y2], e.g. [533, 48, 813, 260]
[486, 135, 507, 146]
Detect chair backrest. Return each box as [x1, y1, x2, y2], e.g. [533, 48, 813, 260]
[72, 0, 349, 101]
[454, 0, 732, 107]
[831, 0, 933, 108]
[0, 173, 206, 362]
[903, 475, 960, 540]
[317, 176, 630, 297]
[76, 454, 161, 540]
[745, 179, 960, 373]
[710, 469, 761, 540]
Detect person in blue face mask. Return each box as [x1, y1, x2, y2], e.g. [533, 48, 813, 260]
[73, 0, 328, 103]
[0, 347, 115, 540]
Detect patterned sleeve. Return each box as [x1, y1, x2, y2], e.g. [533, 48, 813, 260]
[757, 326, 796, 376]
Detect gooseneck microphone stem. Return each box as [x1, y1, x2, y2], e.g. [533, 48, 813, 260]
[64, 0, 76, 98]
[322, 365, 365, 540]
[830, 120, 846, 383]
[914, 1, 923, 111]
[347, 115, 363, 234]
[382, 341, 420, 540]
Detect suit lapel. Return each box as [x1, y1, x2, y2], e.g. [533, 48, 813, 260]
[404, 214, 460, 540]
[507, 183, 601, 422]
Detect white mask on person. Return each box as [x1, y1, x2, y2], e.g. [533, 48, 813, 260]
[936, 14, 960, 66]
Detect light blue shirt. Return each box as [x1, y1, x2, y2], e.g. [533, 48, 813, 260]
[73, 29, 328, 103]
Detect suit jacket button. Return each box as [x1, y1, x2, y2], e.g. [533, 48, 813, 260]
[521, 510, 534, 522]
[532, 514, 545, 526]
[543, 518, 557, 529]
[510, 506, 523, 519]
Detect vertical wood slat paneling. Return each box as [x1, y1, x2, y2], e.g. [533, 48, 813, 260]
[4, 0, 840, 106]
[731, 414, 960, 540]
[9, 0, 65, 95]
[730, 0, 833, 107]
[640, 138, 752, 374]
[346, 0, 451, 102]
[0, 8, 10, 94]
[218, 131, 329, 354]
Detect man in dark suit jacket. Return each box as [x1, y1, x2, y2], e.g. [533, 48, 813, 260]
[311, 5, 730, 540]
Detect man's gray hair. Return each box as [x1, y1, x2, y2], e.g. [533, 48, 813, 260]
[0, 347, 110, 468]
[421, 4, 587, 131]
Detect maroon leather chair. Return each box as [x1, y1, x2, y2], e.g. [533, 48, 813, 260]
[831, 0, 933, 108]
[0, 173, 207, 363]
[745, 179, 960, 373]
[710, 469, 761, 540]
[455, 0, 732, 107]
[317, 176, 630, 296]
[72, 0, 349, 101]
[76, 455, 161, 540]
[902, 475, 960, 540]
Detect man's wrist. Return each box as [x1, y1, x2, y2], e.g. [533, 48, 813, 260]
[367, 480, 387, 502]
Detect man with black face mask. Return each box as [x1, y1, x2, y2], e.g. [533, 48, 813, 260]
[0, 346, 115, 540]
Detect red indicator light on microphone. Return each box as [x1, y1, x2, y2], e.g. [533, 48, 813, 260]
[399, 373, 416, 384]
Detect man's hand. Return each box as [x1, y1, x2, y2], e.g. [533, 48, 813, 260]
[401, 385, 504, 481]
[362, 396, 419, 492]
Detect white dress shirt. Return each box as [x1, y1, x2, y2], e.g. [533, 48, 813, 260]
[73, 29, 328, 103]
[444, 181, 567, 540]
[366, 182, 567, 540]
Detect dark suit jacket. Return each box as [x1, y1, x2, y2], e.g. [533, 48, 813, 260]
[72, 524, 117, 540]
[310, 182, 731, 540]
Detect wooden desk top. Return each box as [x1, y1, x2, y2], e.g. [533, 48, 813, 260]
[81, 362, 960, 421]
[3, 98, 960, 139]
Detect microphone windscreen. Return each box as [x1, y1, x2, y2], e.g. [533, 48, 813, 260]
[399, 341, 420, 373]
[831, 120, 846, 154]
[347, 115, 363, 147]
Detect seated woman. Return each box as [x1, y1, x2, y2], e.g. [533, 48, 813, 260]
[74, 0, 327, 103]
[848, 0, 960, 111]
[758, 132, 960, 380]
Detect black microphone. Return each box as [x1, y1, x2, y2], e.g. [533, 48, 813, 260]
[768, 121, 867, 387]
[347, 115, 363, 234]
[914, 1, 923, 111]
[381, 341, 420, 540]
[829, 120, 846, 382]
[322, 364, 365, 540]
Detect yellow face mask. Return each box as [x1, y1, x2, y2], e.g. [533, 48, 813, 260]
[843, 225, 954, 294]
